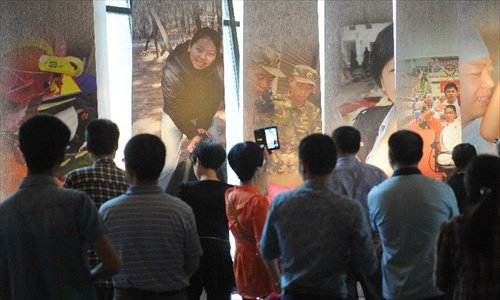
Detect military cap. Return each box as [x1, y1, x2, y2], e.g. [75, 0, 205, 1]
[251, 46, 286, 78]
[291, 65, 318, 87]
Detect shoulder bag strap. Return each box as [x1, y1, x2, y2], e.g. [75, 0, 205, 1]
[227, 192, 257, 244]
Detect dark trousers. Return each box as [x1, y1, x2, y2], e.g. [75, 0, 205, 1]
[96, 286, 114, 300]
[113, 288, 187, 300]
[282, 290, 346, 300]
[387, 295, 447, 300]
[186, 240, 234, 300]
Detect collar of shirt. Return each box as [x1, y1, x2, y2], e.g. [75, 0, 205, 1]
[19, 175, 59, 189]
[126, 185, 164, 195]
[94, 157, 117, 165]
[234, 184, 262, 196]
[336, 155, 359, 167]
[302, 179, 332, 190]
[392, 167, 421, 177]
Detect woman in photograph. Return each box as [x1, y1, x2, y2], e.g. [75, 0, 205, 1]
[160, 27, 223, 185]
[436, 154, 500, 299]
[353, 23, 397, 174]
[225, 142, 279, 300]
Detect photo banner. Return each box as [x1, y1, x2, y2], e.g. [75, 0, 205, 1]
[0, 2, 97, 199]
[131, 1, 224, 192]
[324, 0, 393, 174]
[457, 0, 499, 156]
[243, 0, 320, 189]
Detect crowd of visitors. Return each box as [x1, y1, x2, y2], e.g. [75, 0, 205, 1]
[0, 114, 498, 300]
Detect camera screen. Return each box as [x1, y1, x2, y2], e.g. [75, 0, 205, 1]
[264, 127, 280, 150]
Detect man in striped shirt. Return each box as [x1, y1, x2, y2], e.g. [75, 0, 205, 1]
[100, 134, 202, 300]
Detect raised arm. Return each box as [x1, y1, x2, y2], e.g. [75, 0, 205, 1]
[480, 81, 500, 142]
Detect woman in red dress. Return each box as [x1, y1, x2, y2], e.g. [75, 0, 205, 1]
[226, 142, 279, 300]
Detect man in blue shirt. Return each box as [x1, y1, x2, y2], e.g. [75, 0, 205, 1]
[260, 134, 377, 300]
[0, 114, 120, 300]
[331, 126, 386, 300]
[368, 130, 459, 300]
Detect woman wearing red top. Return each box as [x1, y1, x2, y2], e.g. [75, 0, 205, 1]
[226, 142, 278, 300]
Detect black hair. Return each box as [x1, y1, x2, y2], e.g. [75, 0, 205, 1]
[331, 126, 361, 154]
[444, 104, 457, 113]
[190, 27, 222, 55]
[124, 134, 165, 181]
[19, 114, 70, 173]
[85, 119, 120, 156]
[191, 140, 226, 171]
[388, 130, 423, 165]
[444, 82, 458, 91]
[371, 23, 394, 88]
[451, 143, 477, 169]
[463, 155, 500, 257]
[227, 142, 263, 182]
[299, 134, 337, 176]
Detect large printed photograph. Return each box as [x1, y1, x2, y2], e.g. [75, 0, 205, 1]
[131, 1, 224, 191]
[400, 57, 461, 179]
[0, 2, 97, 199]
[243, 2, 321, 190]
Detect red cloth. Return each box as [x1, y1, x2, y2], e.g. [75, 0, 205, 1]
[225, 185, 278, 299]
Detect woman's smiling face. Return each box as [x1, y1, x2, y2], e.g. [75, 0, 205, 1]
[460, 57, 494, 126]
[188, 37, 217, 70]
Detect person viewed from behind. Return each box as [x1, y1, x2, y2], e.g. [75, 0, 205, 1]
[0, 114, 120, 300]
[226, 142, 278, 300]
[330, 126, 386, 300]
[177, 141, 234, 300]
[436, 154, 500, 299]
[261, 134, 377, 300]
[64, 119, 129, 300]
[99, 134, 202, 300]
[368, 130, 459, 300]
[160, 27, 224, 187]
[446, 143, 477, 213]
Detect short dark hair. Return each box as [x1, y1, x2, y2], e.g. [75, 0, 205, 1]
[228, 142, 263, 182]
[19, 114, 70, 173]
[371, 23, 393, 88]
[465, 155, 500, 203]
[299, 134, 337, 176]
[331, 126, 361, 154]
[191, 27, 222, 55]
[124, 134, 165, 181]
[452, 143, 477, 169]
[444, 105, 457, 113]
[388, 130, 423, 165]
[191, 141, 226, 170]
[444, 82, 458, 92]
[85, 119, 120, 156]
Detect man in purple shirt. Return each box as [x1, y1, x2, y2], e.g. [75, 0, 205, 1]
[331, 126, 386, 300]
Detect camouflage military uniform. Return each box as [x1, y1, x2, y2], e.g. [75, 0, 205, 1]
[244, 47, 286, 141]
[264, 93, 322, 174]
